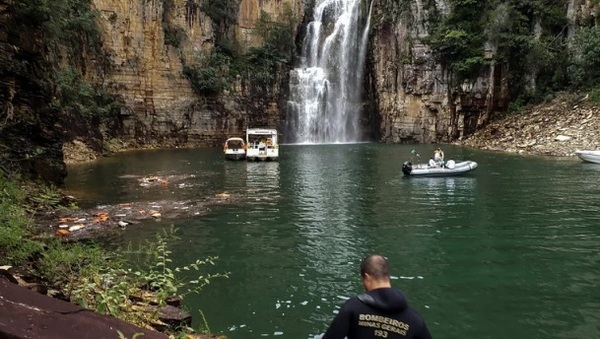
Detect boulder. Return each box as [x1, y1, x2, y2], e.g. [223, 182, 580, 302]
[0, 277, 167, 339]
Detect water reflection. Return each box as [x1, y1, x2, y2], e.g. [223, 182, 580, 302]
[288, 145, 364, 282]
[63, 146, 600, 338]
[245, 161, 281, 202]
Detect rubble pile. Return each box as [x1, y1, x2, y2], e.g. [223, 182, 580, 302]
[457, 95, 600, 157]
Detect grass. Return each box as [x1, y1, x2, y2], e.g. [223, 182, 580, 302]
[0, 172, 229, 337]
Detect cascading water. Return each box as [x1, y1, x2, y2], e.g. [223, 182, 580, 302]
[286, 0, 373, 144]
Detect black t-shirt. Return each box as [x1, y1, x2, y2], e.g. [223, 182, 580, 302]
[322, 288, 432, 339]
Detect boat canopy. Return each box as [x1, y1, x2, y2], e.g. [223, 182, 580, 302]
[246, 128, 278, 144]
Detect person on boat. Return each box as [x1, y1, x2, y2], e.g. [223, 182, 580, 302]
[322, 254, 433, 339]
[433, 148, 445, 167]
[428, 157, 437, 168]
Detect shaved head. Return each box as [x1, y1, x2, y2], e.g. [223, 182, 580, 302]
[360, 254, 390, 281]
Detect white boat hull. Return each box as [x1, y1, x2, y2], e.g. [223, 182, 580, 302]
[402, 160, 478, 177]
[575, 150, 600, 164]
[224, 137, 246, 161]
[224, 150, 246, 161]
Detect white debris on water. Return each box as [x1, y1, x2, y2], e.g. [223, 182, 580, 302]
[68, 225, 85, 232]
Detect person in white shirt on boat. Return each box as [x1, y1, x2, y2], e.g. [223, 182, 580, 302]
[428, 157, 437, 168]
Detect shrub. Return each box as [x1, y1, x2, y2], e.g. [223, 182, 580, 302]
[0, 175, 42, 264]
[36, 226, 229, 328]
[183, 51, 232, 96]
[568, 26, 600, 88]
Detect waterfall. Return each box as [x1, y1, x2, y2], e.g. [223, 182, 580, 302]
[286, 0, 373, 144]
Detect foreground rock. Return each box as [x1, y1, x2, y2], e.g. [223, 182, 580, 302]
[456, 94, 600, 157]
[0, 277, 167, 339]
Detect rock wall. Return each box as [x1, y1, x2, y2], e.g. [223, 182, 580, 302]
[92, 0, 304, 147]
[369, 0, 598, 144]
[370, 0, 498, 144]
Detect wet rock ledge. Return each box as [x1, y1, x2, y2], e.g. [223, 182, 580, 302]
[0, 276, 167, 339]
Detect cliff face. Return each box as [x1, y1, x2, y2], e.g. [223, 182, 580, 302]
[92, 0, 303, 147]
[369, 0, 498, 144]
[369, 0, 598, 144]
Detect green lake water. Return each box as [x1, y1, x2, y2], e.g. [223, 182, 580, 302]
[65, 144, 600, 339]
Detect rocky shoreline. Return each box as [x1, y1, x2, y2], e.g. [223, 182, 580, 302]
[4, 172, 236, 339]
[455, 94, 600, 157]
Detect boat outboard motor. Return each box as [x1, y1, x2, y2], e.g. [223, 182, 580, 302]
[402, 161, 413, 176]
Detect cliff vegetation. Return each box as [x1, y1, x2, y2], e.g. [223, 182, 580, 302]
[1, 0, 123, 183]
[371, 0, 600, 143]
[425, 0, 600, 117]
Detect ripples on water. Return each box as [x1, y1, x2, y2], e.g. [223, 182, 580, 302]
[66, 146, 600, 338]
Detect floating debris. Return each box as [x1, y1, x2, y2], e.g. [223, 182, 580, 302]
[55, 229, 70, 237]
[68, 225, 85, 232]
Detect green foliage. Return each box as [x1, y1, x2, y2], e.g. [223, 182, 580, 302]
[23, 183, 68, 212]
[36, 226, 228, 328]
[231, 9, 296, 97]
[163, 23, 186, 48]
[10, 1, 119, 120]
[254, 10, 295, 63]
[507, 97, 527, 114]
[568, 27, 600, 88]
[425, 0, 572, 105]
[200, 0, 239, 50]
[0, 176, 42, 264]
[201, 0, 238, 30]
[52, 67, 119, 119]
[425, 1, 486, 83]
[183, 51, 232, 96]
[11, 0, 103, 56]
[36, 241, 108, 295]
[588, 88, 600, 104]
[184, 7, 296, 98]
[129, 227, 229, 302]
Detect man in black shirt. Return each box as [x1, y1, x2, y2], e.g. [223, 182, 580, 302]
[322, 254, 432, 339]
